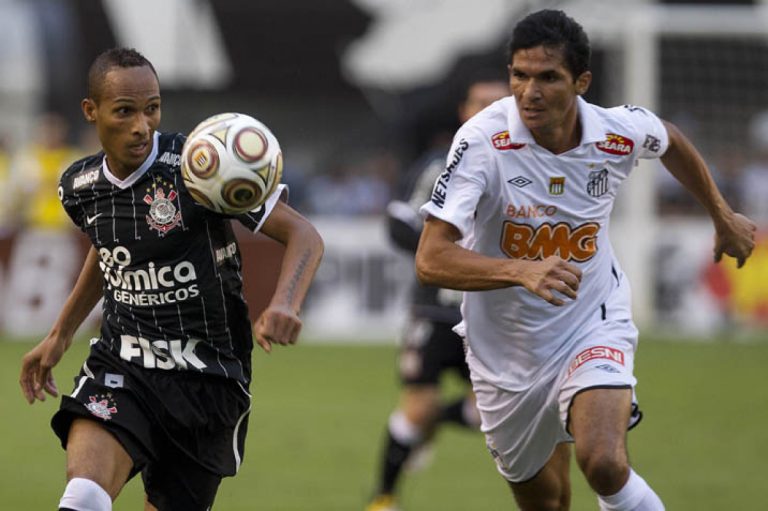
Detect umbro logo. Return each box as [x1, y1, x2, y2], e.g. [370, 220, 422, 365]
[86, 213, 103, 225]
[508, 176, 532, 188]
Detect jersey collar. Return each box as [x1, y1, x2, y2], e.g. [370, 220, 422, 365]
[507, 96, 606, 147]
[102, 130, 160, 189]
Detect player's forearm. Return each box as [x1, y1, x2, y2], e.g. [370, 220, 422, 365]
[48, 246, 103, 342]
[415, 237, 527, 291]
[661, 121, 734, 226]
[270, 222, 324, 313]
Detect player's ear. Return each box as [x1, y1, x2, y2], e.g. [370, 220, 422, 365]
[81, 98, 97, 123]
[575, 71, 592, 96]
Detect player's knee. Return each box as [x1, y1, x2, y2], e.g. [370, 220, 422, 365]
[401, 390, 440, 428]
[576, 450, 629, 495]
[59, 477, 112, 511]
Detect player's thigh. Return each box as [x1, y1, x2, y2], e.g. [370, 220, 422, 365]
[508, 442, 571, 511]
[569, 387, 632, 465]
[66, 418, 134, 499]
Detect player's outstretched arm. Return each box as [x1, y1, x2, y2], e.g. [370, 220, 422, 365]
[20, 246, 103, 404]
[660, 120, 757, 267]
[415, 216, 581, 306]
[255, 202, 324, 353]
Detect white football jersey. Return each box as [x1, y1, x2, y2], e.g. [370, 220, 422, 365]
[420, 96, 669, 391]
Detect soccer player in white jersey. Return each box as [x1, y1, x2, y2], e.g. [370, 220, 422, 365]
[416, 10, 756, 511]
[19, 48, 323, 511]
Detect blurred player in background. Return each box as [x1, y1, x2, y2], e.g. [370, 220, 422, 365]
[19, 48, 323, 511]
[416, 10, 756, 511]
[7, 112, 82, 231]
[366, 76, 508, 511]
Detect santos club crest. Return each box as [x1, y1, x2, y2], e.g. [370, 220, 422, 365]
[144, 180, 182, 235]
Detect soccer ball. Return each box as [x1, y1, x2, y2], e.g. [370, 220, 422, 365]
[181, 112, 283, 214]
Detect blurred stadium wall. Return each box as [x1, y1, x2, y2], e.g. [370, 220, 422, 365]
[0, 0, 766, 341]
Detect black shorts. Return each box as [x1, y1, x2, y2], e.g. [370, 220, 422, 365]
[398, 317, 470, 385]
[51, 340, 251, 511]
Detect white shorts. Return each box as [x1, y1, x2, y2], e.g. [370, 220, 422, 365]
[471, 318, 642, 483]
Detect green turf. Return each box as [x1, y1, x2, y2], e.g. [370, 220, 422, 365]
[1, 336, 766, 510]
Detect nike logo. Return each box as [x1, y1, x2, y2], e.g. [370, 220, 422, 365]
[86, 213, 103, 225]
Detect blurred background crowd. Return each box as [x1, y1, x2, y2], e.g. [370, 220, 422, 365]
[0, 0, 766, 338]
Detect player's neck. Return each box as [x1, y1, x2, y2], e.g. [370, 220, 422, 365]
[105, 156, 139, 180]
[530, 107, 582, 155]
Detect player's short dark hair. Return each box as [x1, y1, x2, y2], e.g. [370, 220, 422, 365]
[508, 10, 591, 80]
[87, 47, 159, 101]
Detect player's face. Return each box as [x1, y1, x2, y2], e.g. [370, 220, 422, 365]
[459, 81, 510, 123]
[508, 45, 590, 136]
[82, 65, 161, 177]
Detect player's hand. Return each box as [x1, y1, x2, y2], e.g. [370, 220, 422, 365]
[19, 334, 68, 404]
[520, 256, 582, 306]
[253, 304, 302, 354]
[714, 212, 757, 268]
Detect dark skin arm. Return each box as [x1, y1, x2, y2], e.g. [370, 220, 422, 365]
[415, 217, 582, 307]
[253, 201, 324, 353]
[660, 120, 756, 267]
[20, 246, 103, 403]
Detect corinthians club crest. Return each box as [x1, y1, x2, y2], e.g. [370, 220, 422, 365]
[144, 180, 182, 235]
[86, 393, 118, 421]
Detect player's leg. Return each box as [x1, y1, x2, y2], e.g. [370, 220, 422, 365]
[58, 418, 133, 511]
[569, 388, 664, 511]
[472, 365, 573, 511]
[570, 388, 631, 495]
[367, 384, 440, 511]
[368, 318, 447, 510]
[507, 442, 571, 511]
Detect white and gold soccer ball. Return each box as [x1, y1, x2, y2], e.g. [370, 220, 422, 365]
[181, 112, 283, 214]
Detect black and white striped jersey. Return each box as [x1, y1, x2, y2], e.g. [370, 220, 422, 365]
[59, 131, 282, 385]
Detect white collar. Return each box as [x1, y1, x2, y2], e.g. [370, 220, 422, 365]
[507, 96, 606, 147]
[102, 131, 160, 189]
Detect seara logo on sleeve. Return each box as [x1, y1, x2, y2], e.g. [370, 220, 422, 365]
[98, 246, 200, 306]
[596, 133, 634, 156]
[431, 139, 469, 208]
[491, 131, 526, 151]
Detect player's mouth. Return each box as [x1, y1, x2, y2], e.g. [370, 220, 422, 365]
[127, 140, 150, 158]
[521, 106, 546, 120]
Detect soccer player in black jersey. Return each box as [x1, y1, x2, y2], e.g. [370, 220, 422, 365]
[366, 77, 509, 511]
[19, 48, 324, 511]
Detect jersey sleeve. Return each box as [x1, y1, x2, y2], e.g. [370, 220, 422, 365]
[621, 105, 669, 160]
[235, 183, 288, 232]
[418, 128, 488, 240]
[58, 163, 88, 231]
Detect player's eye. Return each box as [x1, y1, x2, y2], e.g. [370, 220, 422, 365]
[542, 72, 558, 82]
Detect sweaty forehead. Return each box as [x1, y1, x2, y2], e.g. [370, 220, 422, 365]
[99, 66, 160, 103]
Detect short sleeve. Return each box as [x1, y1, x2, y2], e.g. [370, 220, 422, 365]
[418, 128, 489, 239]
[58, 168, 85, 230]
[621, 105, 669, 159]
[236, 184, 288, 232]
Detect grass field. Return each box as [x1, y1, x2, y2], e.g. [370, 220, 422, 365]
[1, 336, 767, 510]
